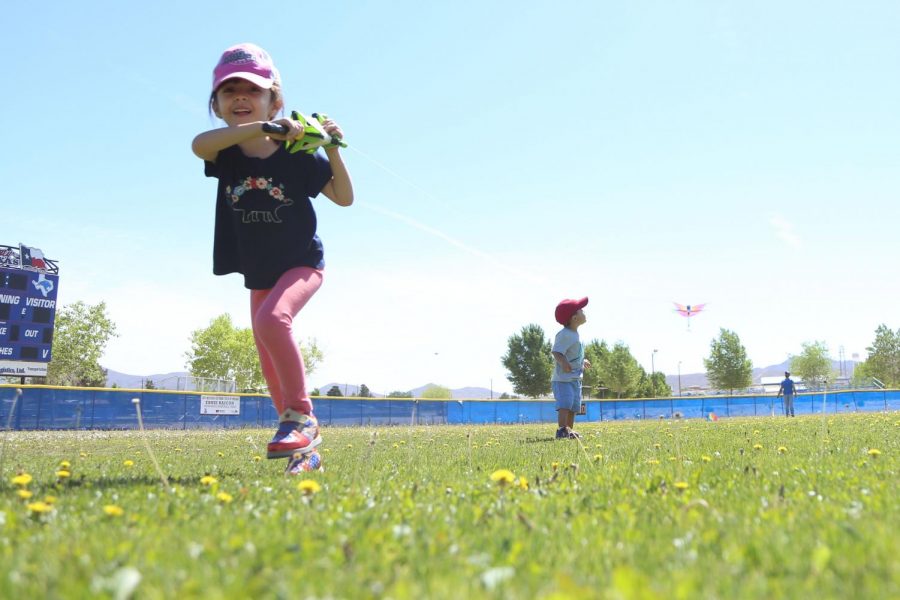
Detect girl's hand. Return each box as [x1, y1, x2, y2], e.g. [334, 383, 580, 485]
[266, 117, 306, 142]
[319, 117, 344, 142]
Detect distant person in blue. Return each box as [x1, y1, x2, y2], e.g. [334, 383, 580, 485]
[551, 297, 591, 439]
[777, 371, 797, 417]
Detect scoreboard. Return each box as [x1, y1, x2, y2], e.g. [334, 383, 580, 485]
[0, 264, 59, 377]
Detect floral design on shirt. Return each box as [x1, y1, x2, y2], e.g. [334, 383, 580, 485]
[226, 176, 294, 223]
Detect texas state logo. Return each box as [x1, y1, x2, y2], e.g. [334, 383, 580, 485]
[226, 177, 294, 223]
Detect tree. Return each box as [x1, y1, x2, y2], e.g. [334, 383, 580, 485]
[704, 328, 752, 394]
[501, 324, 552, 398]
[637, 371, 672, 398]
[357, 384, 372, 398]
[860, 324, 900, 387]
[326, 385, 342, 397]
[310, 388, 321, 396]
[387, 391, 413, 398]
[185, 314, 322, 392]
[46, 301, 118, 387]
[597, 342, 643, 398]
[582, 339, 609, 397]
[790, 341, 835, 390]
[143, 379, 157, 390]
[420, 384, 452, 400]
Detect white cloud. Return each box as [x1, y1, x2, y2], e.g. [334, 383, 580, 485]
[769, 214, 801, 248]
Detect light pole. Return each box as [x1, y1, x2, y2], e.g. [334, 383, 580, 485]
[651, 349, 658, 396]
[677, 361, 682, 397]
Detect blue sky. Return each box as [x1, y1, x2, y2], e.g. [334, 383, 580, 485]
[4, 1, 898, 394]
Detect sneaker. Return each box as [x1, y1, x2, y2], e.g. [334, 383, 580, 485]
[568, 429, 583, 440]
[267, 414, 322, 459]
[286, 449, 323, 474]
[555, 427, 570, 440]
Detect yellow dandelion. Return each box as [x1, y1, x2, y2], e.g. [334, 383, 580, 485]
[11, 473, 32, 487]
[200, 475, 218, 486]
[753, 444, 763, 450]
[27, 501, 53, 515]
[646, 458, 660, 465]
[753, 429, 760, 435]
[79, 452, 88, 458]
[217, 452, 225, 457]
[123, 460, 134, 467]
[392, 443, 399, 448]
[345, 444, 353, 449]
[490, 469, 516, 485]
[701, 455, 712, 463]
[59, 460, 71, 469]
[518, 476, 529, 491]
[551, 462, 560, 471]
[44, 495, 57, 504]
[778, 446, 788, 454]
[297, 479, 322, 495]
[56, 470, 71, 479]
[674, 481, 689, 491]
[175, 447, 183, 452]
[252, 455, 262, 462]
[594, 454, 603, 462]
[654, 443, 661, 449]
[103, 505, 124, 517]
[216, 492, 234, 504]
[323, 448, 331, 453]
[868, 448, 881, 457]
[399, 440, 407, 445]
[668, 456, 677, 462]
[17, 489, 33, 500]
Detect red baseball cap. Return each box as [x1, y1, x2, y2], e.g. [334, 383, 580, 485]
[555, 297, 588, 325]
[212, 43, 280, 91]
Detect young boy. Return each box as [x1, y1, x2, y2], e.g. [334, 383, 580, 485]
[551, 297, 591, 439]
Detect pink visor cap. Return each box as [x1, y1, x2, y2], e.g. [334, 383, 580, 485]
[212, 43, 280, 91]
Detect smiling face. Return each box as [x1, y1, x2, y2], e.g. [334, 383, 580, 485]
[211, 78, 283, 125]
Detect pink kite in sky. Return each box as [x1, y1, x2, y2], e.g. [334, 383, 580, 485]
[673, 302, 706, 329]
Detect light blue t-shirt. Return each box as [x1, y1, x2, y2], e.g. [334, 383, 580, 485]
[552, 327, 583, 382]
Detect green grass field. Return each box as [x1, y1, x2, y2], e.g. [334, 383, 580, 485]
[2, 413, 897, 599]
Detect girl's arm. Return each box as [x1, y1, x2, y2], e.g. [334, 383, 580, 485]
[192, 122, 269, 162]
[320, 147, 354, 207]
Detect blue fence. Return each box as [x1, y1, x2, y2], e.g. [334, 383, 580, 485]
[1, 385, 898, 430]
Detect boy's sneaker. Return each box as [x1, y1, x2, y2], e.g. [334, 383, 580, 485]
[267, 414, 322, 459]
[555, 427, 570, 440]
[286, 449, 323, 474]
[568, 429, 583, 440]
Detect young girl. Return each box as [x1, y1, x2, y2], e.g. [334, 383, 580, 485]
[192, 43, 354, 474]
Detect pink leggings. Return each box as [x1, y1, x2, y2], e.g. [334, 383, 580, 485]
[250, 266, 323, 417]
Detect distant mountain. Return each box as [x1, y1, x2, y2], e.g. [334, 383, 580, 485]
[103, 371, 506, 399]
[315, 382, 503, 399]
[665, 359, 860, 392]
[407, 384, 500, 399]
[104, 369, 226, 391]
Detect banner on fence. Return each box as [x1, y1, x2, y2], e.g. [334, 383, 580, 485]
[200, 395, 240, 415]
[0, 361, 48, 376]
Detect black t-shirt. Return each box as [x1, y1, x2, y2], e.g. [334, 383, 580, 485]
[205, 144, 332, 289]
